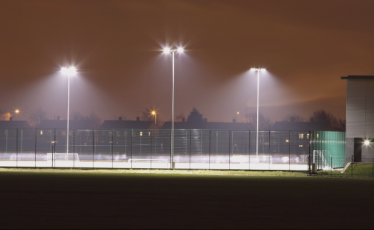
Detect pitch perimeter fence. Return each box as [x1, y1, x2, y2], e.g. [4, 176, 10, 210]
[0, 129, 345, 172]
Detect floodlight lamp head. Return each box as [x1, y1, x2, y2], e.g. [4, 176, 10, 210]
[177, 47, 184, 53]
[163, 47, 171, 54]
[251, 67, 266, 72]
[151, 111, 156, 115]
[364, 140, 370, 146]
[61, 66, 77, 77]
[15, 109, 19, 114]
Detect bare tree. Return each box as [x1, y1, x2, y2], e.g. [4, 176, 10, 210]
[282, 113, 305, 122]
[337, 118, 346, 132]
[29, 107, 48, 127]
[72, 111, 89, 120]
[141, 107, 156, 122]
[310, 109, 344, 131]
[247, 112, 273, 130]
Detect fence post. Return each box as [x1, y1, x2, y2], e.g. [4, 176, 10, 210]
[73, 129, 75, 169]
[16, 128, 18, 168]
[209, 130, 211, 170]
[351, 154, 353, 178]
[308, 130, 311, 176]
[189, 130, 191, 170]
[249, 130, 250, 171]
[170, 129, 172, 169]
[131, 129, 133, 169]
[269, 130, 271, 170]
[289, 130, 291, 171]
[331, 156, 332, 177]
[150, 130, 153, 169]
[35, 129, 37, 168]
[93, 130, 95, 169]
[229, 130, 231, 170]
[52, 146, 54, 168]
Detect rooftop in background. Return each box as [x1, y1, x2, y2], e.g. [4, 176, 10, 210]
[100, 117, 159, 130]
[161, 120, 254, 130]
[38, 119, 92, 130]
[0, 121, 31, 129]
[341, 75, 374, 80]
[271, 121, 329, 131]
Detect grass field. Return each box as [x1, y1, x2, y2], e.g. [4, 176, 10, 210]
[0, 168, 373, 229]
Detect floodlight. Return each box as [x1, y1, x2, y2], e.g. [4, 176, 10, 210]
[364, 140, 370, 146]
[251, 67, 266, 71]
[151, 111, 156, 115]
[177, 47, 184, 53]
[15, 109, 19, 114]
[163, 47, 171, 54]
[61, 66, 77, 77]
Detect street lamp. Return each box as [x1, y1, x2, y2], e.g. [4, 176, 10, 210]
[60, 66, 77, 155]
[151, 111, 156, 124]
[163, 46, 184, 169]
[250, 67, 266, 156]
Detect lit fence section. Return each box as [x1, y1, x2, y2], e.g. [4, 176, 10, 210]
[0, 129, 345, 171]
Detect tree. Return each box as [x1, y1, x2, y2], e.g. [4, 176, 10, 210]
[337, 118, 346, 132]
[72, 111, 89, 120]
[187, 107, 205, 124]
[141, 107, 156, 122]
[246, 112, 273, 130]
[29, 107, 48, 127]
[310, 109, 345, 131]
[282, 113, 305, 122]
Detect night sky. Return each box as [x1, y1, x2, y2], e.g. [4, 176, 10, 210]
[1, 0, 373, 124]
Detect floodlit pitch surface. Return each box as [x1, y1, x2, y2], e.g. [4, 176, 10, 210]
[0, 169, 372, 229]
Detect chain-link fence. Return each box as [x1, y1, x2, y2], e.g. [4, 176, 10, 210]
[0, 129, 346, 172]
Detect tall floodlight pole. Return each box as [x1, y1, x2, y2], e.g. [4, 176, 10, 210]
[251, 68, 266, 156]
[163, 46, 184, 169]
[61, 66, 77, 156]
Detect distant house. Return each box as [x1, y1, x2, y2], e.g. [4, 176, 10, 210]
[100, 117, 159, 130]
[271, 121, 329, 131]
[38, 116, 92, 130]
[161, 119, 254, 131]
[0, 120, 31, 129]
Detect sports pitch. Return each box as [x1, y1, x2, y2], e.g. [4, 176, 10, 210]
[0, 168, 373, 229]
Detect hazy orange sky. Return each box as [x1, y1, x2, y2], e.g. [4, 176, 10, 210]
[1, 0, 373, 123]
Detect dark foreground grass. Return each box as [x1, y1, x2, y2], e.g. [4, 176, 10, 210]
[0, 169, 373, 229]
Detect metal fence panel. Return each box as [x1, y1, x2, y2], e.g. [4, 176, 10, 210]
[0, 128, 349, 172]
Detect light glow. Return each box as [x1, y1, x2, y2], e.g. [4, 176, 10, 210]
[151, 111, 156, 115]
[364, 140, 370, 146]
[251, 67, 266, 71]
[60, 66, 77, 77]
[177, 47, 184, 53]
[15, 109, 19, 114]
[163, 47, 171, 54]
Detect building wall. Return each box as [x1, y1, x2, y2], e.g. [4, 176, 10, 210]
[362, 143, 374, 162]
[345, 138, 354, 163]
[346, 80, 374, 138]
